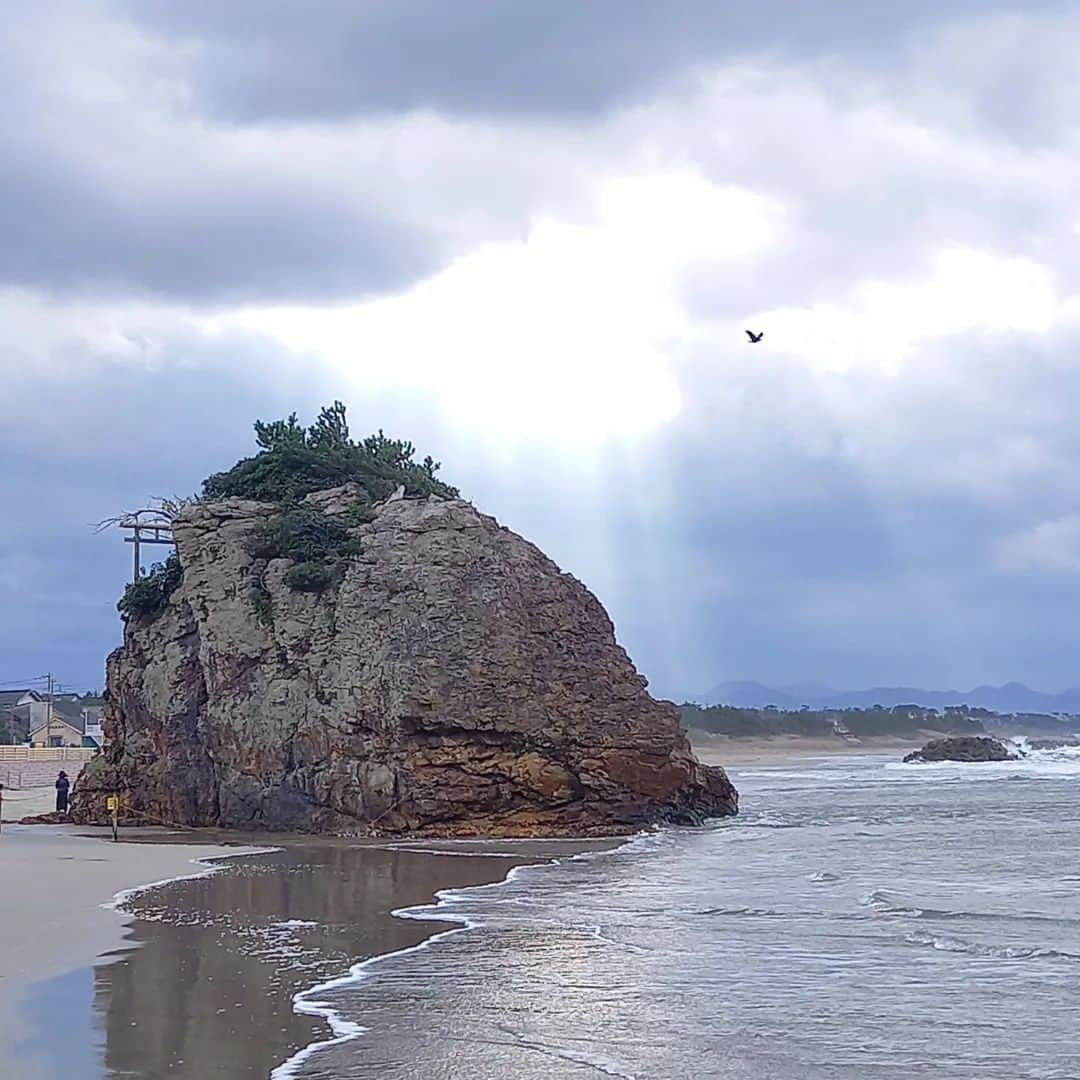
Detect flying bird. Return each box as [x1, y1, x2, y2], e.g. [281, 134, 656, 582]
[745, 329, 764, 343]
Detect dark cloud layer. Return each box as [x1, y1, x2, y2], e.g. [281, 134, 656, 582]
[0, 4, 448, 304]
[128, 0, 1022, 121]
[3, 0, 1080, 699]
[0, 150, 437, 304]
[0, 355, 288, 688]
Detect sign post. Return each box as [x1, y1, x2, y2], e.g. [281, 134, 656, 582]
[107, 794, 119, 841]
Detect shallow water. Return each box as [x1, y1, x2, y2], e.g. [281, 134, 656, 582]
[290, 749, 1080, 1079]
[17, 846, 536, 1079]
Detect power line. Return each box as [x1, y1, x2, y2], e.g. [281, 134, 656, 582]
[0, 675, 48, 688]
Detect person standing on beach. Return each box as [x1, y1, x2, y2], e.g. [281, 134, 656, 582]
[55, 770, 70, 814]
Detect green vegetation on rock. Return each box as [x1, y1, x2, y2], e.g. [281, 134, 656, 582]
[202, 401, 457, 504]
[114, 403, 455, 624]
[247, 503, 365, 596]
[249, 583, 275, 625]
[218, 403, 457, 610]
[247, 504, 365, 565]
[118, 554, 184, 622]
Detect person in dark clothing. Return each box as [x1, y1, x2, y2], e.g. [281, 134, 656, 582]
[55, 771, 70, 813]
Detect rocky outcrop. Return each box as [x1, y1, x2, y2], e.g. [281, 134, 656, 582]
[903, 735, 1016, 763]
[72, 494, 736, 835]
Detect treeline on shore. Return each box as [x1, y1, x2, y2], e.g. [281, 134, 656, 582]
[680, 702, 1080, 739]
[679, 703, 990, 739]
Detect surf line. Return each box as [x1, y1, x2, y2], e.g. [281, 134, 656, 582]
[270, 834, 648, 1078]
[269, 862, 534, 1079]
[104, 846, 282, 913]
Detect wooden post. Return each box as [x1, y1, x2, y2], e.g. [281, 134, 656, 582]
[118, 511, 174, 583]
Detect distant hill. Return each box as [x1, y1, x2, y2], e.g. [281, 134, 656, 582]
[698, 681, 802, 709]
[699, 681, 1080, 715]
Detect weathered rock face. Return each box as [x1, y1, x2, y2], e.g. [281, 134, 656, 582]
[903, 735, 1015, 763]
[72, 495, 737, 835]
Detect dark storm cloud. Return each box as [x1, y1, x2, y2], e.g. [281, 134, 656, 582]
[616, 330, 1080, 697]
[0, 3, 445, 304]
[0, 351, 287, 688]
[5, 0, 1080, 699]
[0, 149, 437, 304]
[125, 0, 1027, 122]
[2, 0, 1068, 305]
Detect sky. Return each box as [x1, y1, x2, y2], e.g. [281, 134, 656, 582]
[4, 0, 1080, 699]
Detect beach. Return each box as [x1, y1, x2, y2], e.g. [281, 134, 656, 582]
[692, 733, 925, 765]
[0, 823, 264, 1077]
[7, 742, 1080, 1078]
[0, 814, 607, 1079]
[0, 782, 64, 819]
[0, 745, 890, 1080]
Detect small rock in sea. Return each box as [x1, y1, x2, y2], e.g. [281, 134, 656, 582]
[902, 735, 1017, 764]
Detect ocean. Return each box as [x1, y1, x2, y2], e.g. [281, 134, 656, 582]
[282, 747, 1080, 1079]
[70, 745, 1080, 1079]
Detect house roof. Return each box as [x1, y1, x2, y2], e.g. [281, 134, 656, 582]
[24, 700, 99, 735]
[29, 715, 85, 737]
[0, 689, 42, 708]
[48, 699, 89, 732]
[29, 712, 84, 738]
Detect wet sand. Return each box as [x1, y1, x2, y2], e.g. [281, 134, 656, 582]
[6, 833, 609, 1079]
[0, 825, 265, 1078]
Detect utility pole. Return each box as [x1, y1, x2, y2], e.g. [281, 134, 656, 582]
[46, 672, 54, 749]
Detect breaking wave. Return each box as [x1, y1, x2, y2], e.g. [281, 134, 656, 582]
[903, 930, 1080, 962]
[267, 751, 1080, 1079]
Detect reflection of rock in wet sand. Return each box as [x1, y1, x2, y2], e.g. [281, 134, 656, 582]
[90, 843, 573, 1079]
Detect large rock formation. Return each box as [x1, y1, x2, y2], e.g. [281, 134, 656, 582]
[73, 493, 736, 835]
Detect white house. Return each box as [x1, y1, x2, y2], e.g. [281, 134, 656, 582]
[0, 689, 43, 743]
[27, 698, 105, 748]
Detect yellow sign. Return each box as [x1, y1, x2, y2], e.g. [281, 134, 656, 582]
[106, 795, 119, 812]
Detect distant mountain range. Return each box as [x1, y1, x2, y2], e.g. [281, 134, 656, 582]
[695, 680, 1080, 715]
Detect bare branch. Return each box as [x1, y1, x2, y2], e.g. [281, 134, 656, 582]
[92, 495, 198, 533]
